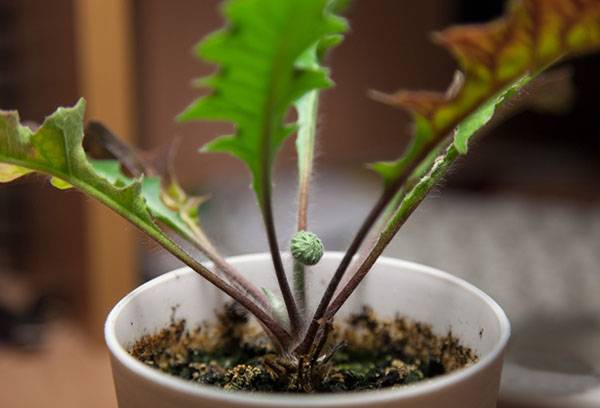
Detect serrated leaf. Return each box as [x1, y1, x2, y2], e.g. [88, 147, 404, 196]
[292, 3, 346, 307]
[0, 163, 32, 182]
[453, 75, 531, 154]
[372, 0, 600, 186]
[294, 25, 344, 226]
[328, 0, 352, 14]
[90, 160, 185, 231]
[179, 0, 347, 209]
[368, 115, 434, 187]
[91, 159, 208, 246]
[0, 101, 286, 341]
[0, 99, 160, 237]
[295, 7, 345, 188]
[84, 121, 213, 249]
[143, 177, 194, 234]
[50, 177, 73, 190]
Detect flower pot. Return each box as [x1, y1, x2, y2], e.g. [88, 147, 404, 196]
[105, 252, 510, 408]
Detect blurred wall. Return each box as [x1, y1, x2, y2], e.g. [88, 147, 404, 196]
[0, 0, 85, 315]
[133, 0, 600, 202]
[1, 0, 598, 328]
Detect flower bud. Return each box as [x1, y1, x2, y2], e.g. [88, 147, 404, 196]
[290, 230, 324, 266]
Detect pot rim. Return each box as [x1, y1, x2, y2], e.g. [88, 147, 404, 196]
[105, 252, 510, 407]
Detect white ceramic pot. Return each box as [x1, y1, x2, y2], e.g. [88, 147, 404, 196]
[105, 252, 510, 408]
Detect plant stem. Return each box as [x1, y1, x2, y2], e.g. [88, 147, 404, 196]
[294, 89, 320, 313]
[180, 210, 272, 311]
[293, 260, 307, 313]
[258, 65, 302, 335]
[309, 321, 332, 365]
[261, 190, 302, 335]
[294, 188, 393, 354]
[323, 75, 549, 320]
[297, 72, 552, 353]
[0, 154, 292, 346]
[324, 145, 459, 320]
[85, 122, 273, 313]
[295, 138, 449, 355]
[101, 204, 292, 346]
[208, 253, 272, 312]
[151, 228, 293, 347]
[296, 90, 319, 233]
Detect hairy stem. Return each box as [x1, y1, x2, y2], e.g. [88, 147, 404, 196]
[324, 145, 459, 320]
[85, 122, 272, 312]
[0, 155, 293, 347]
[181, 210, 271, 311]
[295, 137, 449, 354]
[151, 226, 293, 348]
[261, 189, 302, 335]
[302, 73, 557, 345]
[296, 90, 319, 232]
[293, 260, 307, 313]
[309, 321, 332, 365]
[294, 89, 320, 313]
[259, 51, 302, 335]
[294, 188, 393, 353]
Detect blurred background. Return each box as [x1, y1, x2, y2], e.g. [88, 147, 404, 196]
[0, 0, 599, 407]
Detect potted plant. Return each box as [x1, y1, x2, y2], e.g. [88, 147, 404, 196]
[1, 0, 599, 406]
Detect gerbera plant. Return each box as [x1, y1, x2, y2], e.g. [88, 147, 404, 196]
[1, 0, 599, 391]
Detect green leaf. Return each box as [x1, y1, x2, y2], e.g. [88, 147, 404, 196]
[0, 99, 161, 240]
[292, 3, 346, 308]
[142, 177, 195, 236]
[294, 8, 345, 207]
[50, 177, 73, 190]
[453, 75, 530, 154]
[295, 91, 319, 192]
[368, 115, 433, 188]
[328, 0, 352, 14]
[91, 159, 207, 245]
[371, 75, 532, 186]
[83, 123, 211, 246]
[0, 101, 287, 341]
[0, 163, 32, 182]
[372, 0, 600, 187]
[179, 0, 347, 208]
[294, 43, 325, 185]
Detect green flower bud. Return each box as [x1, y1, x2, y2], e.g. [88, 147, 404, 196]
[290, 230, 324, 266]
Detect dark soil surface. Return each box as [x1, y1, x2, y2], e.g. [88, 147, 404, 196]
[130, 305, 477, 393]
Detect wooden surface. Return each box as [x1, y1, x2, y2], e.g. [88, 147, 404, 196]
[73, 0, 139, 337]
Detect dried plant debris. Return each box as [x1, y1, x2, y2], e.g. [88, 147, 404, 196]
[130, 304, 477, 393]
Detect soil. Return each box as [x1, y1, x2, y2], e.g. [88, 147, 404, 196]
[130, 304, 477, 393]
